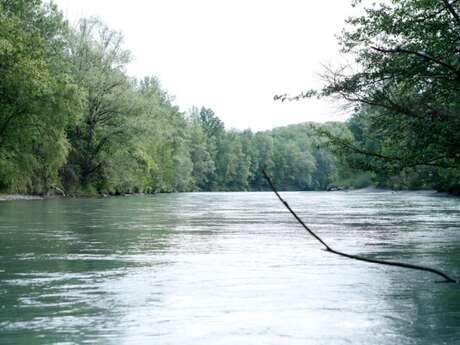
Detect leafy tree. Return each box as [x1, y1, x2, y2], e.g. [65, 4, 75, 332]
[187, 110, 216, 191]
[281, 0, 460, 192]
[199, 107, 224, 139]
[327, 0, 460, 163]
[196, 107, 225, 189]
[63, 18, 137, 191]
[0, 0, 81, 193]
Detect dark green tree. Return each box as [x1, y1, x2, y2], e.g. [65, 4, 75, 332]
[283, 0, 460, 192]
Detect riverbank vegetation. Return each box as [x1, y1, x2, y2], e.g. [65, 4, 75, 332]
[0, 0, 363, 195]
[1, 0, 459, 195]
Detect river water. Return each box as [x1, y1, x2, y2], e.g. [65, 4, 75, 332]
[1, 191, 459, 344]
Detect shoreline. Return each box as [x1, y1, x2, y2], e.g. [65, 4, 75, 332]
[0, 189, 452, 202]
[0, 194, 44, 201]
[0, 192, 149, 202]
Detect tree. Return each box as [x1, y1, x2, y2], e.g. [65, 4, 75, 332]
[187, 109, 215, 191]
[199, 107, 224, 139]
[285, 0, 460, 192]
[63, 18, 137, 191]
[0, 0, 81, 193]
[196, 107, 224, 189]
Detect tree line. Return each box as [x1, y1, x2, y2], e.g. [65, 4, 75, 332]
[0, 0, 369, 195]
[3, 0, 459, 195]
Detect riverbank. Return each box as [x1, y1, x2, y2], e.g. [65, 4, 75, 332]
[0, 189, 450, 203]
[0, 192, 150, 202]
[0, 194, 44, 201]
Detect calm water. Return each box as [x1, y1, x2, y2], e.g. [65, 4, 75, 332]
[1, 191, 460, 344]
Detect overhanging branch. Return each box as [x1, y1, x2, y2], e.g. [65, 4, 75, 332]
[262, 169, 458, 283]
[371, 46, 460, 79]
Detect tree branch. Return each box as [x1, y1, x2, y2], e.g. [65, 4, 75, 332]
[371, 46, 460, 79]
[442, 0, 460, 29]
[262, 169, 458, 283]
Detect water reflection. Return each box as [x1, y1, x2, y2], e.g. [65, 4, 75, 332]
[0, 192, 459, 344]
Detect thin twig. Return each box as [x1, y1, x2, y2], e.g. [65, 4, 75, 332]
[262, 169, 458, 283]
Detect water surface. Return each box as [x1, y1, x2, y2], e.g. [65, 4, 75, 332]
[1, 191, 460, 344]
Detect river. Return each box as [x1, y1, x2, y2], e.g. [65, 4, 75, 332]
[1, 191, 459, 344]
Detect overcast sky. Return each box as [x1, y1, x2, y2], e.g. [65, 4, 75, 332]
[53, 0, 356, 130]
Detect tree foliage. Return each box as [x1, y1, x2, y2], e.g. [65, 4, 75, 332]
[284, 0, 460, 193]
[5, 0, 457, 195]
[0, 0, 81, 192]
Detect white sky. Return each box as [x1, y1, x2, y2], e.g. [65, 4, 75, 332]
[53, 0, 356, 130]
